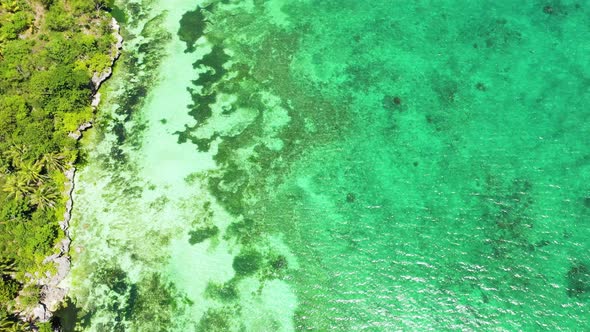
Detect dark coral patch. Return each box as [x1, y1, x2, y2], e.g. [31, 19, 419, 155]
[112, 122, 126, 145]
[197, 308, 232, 331]
[270, 255, 288, 271]
[178, 7, 208, 53]
[346, 193, 356, 203]
[232, 251, 262, 276]
[188, 225, 219, 245]
[382, 95, 403, 111]
[174, 46, 231, 151]
[204, 281, 238, 301]
[192, 46, 231, 86]
[543, 5, 554, 15]
[432, 76, 459, 104]
[95, 267, 129, 294]
[566, 263, 590, 297]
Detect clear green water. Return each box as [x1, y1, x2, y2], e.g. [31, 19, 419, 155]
[65, 0, 590, 330]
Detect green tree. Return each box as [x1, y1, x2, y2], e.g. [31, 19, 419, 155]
[28, 65, 91, 113]
[0, 11, 32, 40]
[41, 152, 67, 172]
[0, 318, 27, 332]
[2, 145, 28, 168]
[91, 0, 114, 11]
[2, 175, 33, 201]
[0, 0, 116, 320]
[16, 160, 44, 185]
[37, 322, 52, 332]
[0, 259, 16, 275]
[36, 0, 53, 9]
[28, 184, 58, 210]
[0, 0, 21, 13]
[0, 277, 19, 306]
[44, 7, 74, 31]
[0, 40, 34, 85]
[0, 310, 17, 331]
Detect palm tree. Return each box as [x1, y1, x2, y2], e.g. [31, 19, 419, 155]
[2, 145, 28, 169]
[41, 151, 67, 172]
[0, 258, 16, 275]
[0, 0, 20, 13]
[2, 175, 33, 201]
[16, 161, 45, 186]
[0, 155, 9, 176]
[28, 185, 59, 210]
[0, 314, 12, 331]
[0, 311, 26, 332]
[0, 320, 27, 332]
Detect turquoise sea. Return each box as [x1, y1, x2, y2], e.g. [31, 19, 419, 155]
[62, 0, 589, 330]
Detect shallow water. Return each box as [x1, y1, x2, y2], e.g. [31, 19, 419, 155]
[65, 0, 590, 330]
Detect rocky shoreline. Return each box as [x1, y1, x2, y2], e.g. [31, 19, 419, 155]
[27, 17, 124, 324]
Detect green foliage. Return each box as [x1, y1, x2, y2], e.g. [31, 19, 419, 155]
[0, 258, 20, 305]
[0, 11, 32, 40]
[45, 7, 73, 31]
[69, 0, 93, 14]
[0, 0, 21, 13]
[85, 52, 110, 73]
[0, 308, 27, 331]
[0, 258, 16, 275]
[0, 277, 20, 304]
[18, 284, 41, 308]
[71, 0, 114, 13]
[0, 0, 115, 320]
[41, 151, 67, 172]
[29, 65, 91, 112]
[37, 322, 52, 332]
[36, 0, 53, 9]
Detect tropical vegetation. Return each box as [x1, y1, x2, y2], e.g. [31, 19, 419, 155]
[0, 0, 115, 326]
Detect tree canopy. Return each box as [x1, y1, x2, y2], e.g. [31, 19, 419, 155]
[0, 0, 114, 320]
